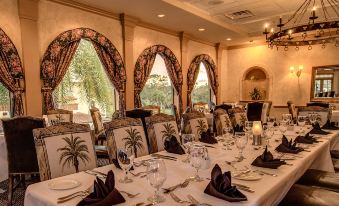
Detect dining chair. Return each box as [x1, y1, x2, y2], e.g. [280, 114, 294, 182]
[2, 116, 45, 206]
[145, 113, 180, 153]
[228, 107, 248, 128]
[260, 101, 272, 123]
[170, 104, 180, 126]
[182, 110, 208, 141]
[246, 102, 264, 121]
[193, 102, 209, 113]
[105, 117, 149, 160]
[213, 108, 232, 136]
[287, 101, 298, 121]
[298, 106, 330, 127]
[214, 103, 233, 114]
[296, 169, 339, 193]
[89, 107, 109, 164]
[46, 108, 73, 125]
[142, 105, 160, 115]
[33, 122, 97, 181]
[306, 102, 330, 108]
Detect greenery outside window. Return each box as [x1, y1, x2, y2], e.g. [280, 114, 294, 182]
[191, 62, 210, 104]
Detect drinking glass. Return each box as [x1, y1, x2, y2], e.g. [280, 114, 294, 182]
[279, 121, 288, 136]
[190, 144, 205, 181]
[297, 115, 307, 135]
[147, 159, 167, 204]
[181, 134, 194, 163]
[282, 114, 292, 125]
[234, 132, 248, 162]
[244, 121, 253, 135]
[308, 113, 318, 125]
[222, 127, 234, 150]
[263, 125, 273, 147]
[267, 117, 276, 129]
[117, 148, 134, 183]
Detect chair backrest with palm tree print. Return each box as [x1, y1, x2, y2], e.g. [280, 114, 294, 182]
[105, 117, 149, 161]
[213, 109, 232, 136]
[142, 105, 161, 115]
[33, 123, 96, 181]
[90, 107, 105, 136]
[145, 113, 179, 153]
[182, 111, 208, 141]
[228, 107, 248, 128]
[287, 101, 298, 120]
[298, 106, 330, 127]
[46, 109, 73, 126]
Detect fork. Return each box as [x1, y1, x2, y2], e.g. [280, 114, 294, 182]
[57, 189, 90, 203]
[163, 178, 191, 193]
[130, 171, 147, 177]
[119, 190, 140, 198]
[170, 192, 190, 204]
[187, 194, 212, 206]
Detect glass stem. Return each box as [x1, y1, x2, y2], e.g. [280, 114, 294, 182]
[195, 168, 199, 179]
[124, 170, 128, 181]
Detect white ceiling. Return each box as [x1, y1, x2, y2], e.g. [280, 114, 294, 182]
[71, 0, 339, 46]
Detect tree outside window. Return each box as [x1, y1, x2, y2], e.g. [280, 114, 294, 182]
[192, 62, 210, 104]
[53, 39, 116, 123]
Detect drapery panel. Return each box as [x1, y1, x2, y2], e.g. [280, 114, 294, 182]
[0, 28, 24, 116]
[187, 54, 218, 107]
[40, 28, 126, 114]
[134, 45, 183, 114]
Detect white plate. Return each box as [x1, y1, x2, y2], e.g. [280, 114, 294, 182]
[48, 179, 81, 190]
[232, 172, 263, 181]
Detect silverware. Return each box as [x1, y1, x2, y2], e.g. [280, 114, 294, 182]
[119, 190, 140, 198]
[203, 145, 216, 148]
[253, 170, 278, 177]
[130, 170, 147, 177]
[57, 189, 90, 203]
[225, 161, 237, 170]
[163, 178, 191, 193]
[89, 170, 107, 177]
[170, 192, 190, 204]
[187, 194, 213, 206]
[234, 185, 255, 193]
[57, 188, 90, 201]
[134, 203, 144, 206]
[151, 154, 177, 160]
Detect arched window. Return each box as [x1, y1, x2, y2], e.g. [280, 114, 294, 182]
[0, 83, 10, 118]
[54, 39, 117, 122]
[140, 54, 173, 114]
[191, 62, 210, 104]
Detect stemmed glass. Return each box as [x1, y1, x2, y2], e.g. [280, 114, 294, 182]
[279, 120, 288, 137]
[222, 127, 234, 150]
[117, 148, 134, 183]
[297, 115, 307, 135]
[234, 132, 248, 162]
[263, 125, 273, 147]
[190, 144, 205, 182]
[181, 134, 194, 163]
[244, 121, 253, 138]
[147, 159, 167, 204]
[282, 114, 293, 125]
[267, 117, 276, 129]
[308, 113, 318, 125]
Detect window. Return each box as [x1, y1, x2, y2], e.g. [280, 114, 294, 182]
[54, 39, 116, 123]
[0, 83, 10, 132]
[140, 54, 173, 114]
[314, 74, 333, 95]
[191, 62, 210, 104]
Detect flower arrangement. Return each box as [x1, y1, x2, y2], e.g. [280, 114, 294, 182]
[249, 87, 262, 100]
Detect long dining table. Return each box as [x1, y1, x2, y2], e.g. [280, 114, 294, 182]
[24, 127, 338, 206]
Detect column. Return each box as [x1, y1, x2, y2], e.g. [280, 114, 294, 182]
[180, 32, 189, 110]
[216, 43, 225, 104]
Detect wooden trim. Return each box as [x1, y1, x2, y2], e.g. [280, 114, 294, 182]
[273, 105, 304, 108]
[227, 41, 266, 50]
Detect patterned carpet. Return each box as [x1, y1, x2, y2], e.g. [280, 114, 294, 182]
[0, 158, 110, 206]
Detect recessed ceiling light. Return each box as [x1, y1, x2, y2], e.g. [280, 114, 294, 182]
[249, 40, 254, 43]
[198, 28, 205, 31]
[208, 0, 224, 5]
[226, 38, 232, 41]
[157, 14, 165, 18]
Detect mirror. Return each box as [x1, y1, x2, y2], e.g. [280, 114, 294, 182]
[311, 65, 339, 102]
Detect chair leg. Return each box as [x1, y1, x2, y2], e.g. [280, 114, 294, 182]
[7, 175, 13, 206]
[21, 174, 26, 189]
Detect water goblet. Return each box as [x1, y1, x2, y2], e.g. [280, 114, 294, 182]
[244, 121, 253, 138]
[282, 114, 292, 125]
[234, 132, 248, 162]
[147, 159, 167, 204]
[263, 125, 273, 147]
[117, 148, 134, 183]
[308, 113, 318, 125]
[190, 144, 205, 182]
[181, 134, 194, 163]
[279, 121, 288, 137]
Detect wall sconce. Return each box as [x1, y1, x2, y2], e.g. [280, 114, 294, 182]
[290, 65, 303, 77]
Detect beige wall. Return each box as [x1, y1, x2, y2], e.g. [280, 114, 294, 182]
[225, 45, 339, 106]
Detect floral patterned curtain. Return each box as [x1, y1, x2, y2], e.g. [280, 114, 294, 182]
[41, 28, 126, 114]
[0, 28, 24, 116]
[187, 54, 218, 107]
[134, 45, 183, 114]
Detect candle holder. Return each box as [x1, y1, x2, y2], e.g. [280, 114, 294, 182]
[252, 121, 263, 146]
[252, 134, 262, 146]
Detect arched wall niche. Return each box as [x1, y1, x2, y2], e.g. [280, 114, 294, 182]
[241, 66, 270, 101]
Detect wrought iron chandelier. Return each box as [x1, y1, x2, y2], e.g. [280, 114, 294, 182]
[263, 0, 339, 50]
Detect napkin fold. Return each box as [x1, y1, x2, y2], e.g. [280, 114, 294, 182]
[164, 135, 185, 154]
[275, 136, 303, 154]
[199, 128, 218, 144]
[294, 133, 318, 144]
[322, 120, 339, 130]
[234, 124, 244, 132]
[77, 170, 125, 206]
[310, 122, 330, 135]
[251, 146, 285, 169]
[204, 164, 247, 202]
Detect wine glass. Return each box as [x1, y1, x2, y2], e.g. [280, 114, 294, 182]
[267, 117, 276, 129]
[263, 125, 273, 147]
[282, 114, 292, 125]
[190, 144, 205, 182]
[244, 121, 253, 136]
[297, 115, 306, 134]
[279, 120, 288, 137]
[222, 127, 234, 150]
[117, 148, 134, 183]
[147, 159, 167, 204]
[181, 134, 194, 163]
[234, 132, 248, 162]
[308, 113, 318, 125]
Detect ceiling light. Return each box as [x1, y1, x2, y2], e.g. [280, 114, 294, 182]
[208, 0, 224, 5]
[226, 38, 232, 41]
[198, 28, 205, 31]
[157, 14, 165, 18]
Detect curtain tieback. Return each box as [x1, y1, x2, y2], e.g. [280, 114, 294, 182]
[41, 87, 53, 93]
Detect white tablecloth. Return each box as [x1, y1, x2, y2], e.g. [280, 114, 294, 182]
[332, 110, 339, 124]
[0, 134, 8, 182]
[24, 130, 338, 206]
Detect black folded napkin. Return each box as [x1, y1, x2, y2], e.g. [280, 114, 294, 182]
[77, 170, 125, 206]
[275, 136, 303, 154]
[204, 164, 247, 202]
[234, 124, 244, 132]
[164, 135, 185, 154]
[295, 133, 318, 144]
[199, 129, 218, 144]
[310, 122, 330, 135]
[273, 122, 278, 127]
[251, 146, 285, 169]
[322, 120, 339, 130]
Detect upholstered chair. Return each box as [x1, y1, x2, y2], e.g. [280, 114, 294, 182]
[228, 107, 248, 128]
[214, 104, 233, 114]
[33, 122, 97, 181]
[298, 106, 330, 127]
[145, 113, 180, 153]
[182, 111, 208, 141]
[105, 117, 149, 161]
[213, 108, 232, 136]
[296, 169, 339, 192]
[306, 102, 330, 108]
[287, 101, 298, 120]
[2, 116, 45, 206]
[89, 107, 109, 163]
[142, 105, 161, 115]
[193, 102, 209, 113]
[246, 102, 264, 121]
[170, 104, 180, 126]
[261, 101, 272, 123]
[46, 109, 73, 125]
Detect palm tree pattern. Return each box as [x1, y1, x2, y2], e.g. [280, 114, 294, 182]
[57, 134, 90, 173]
[123, 127, 144, 158]
[224, 115, 231, 127]
[161, 123, 176, 141]
[196, 119, 207, 135]
[239, 114, 247, 126]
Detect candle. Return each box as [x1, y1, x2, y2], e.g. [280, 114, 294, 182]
[252, 121, 262, 136]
